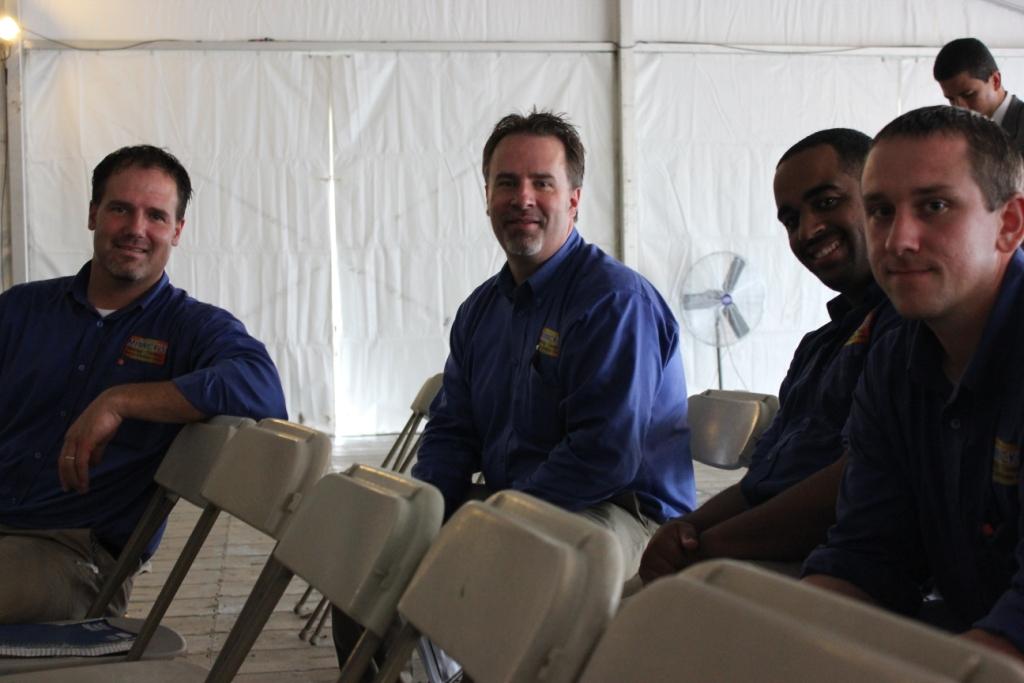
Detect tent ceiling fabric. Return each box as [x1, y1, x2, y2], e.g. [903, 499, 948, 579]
[10, 0, 1024, 435]
[17, 0, 1024, 46]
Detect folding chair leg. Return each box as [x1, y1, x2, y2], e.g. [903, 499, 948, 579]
[86, 490, 178, 618]
[206, 558, 295, 683]
[310, 599, 332, 644]
[126, 505, 221, 660]
[379, 416, 417, 470]
[395, 433, 425, 474]
[300, 597, 327, 641]
[337, 630, 383, 683]
[372, 622, 420, 683]
[294, 584, 316, 614]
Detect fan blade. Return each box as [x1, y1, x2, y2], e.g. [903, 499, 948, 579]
[722, 255, 746, 292]
[723, 305, 750, 339]
[682, 290, 725, 309]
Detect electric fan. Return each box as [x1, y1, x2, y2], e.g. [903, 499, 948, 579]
[680, 251, 766, 389]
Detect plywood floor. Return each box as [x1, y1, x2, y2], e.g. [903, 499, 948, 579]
[125, 436, 742, 681]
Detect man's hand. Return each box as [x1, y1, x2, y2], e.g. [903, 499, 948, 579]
[57, 381, 204, 494]
[638, 517, 702, 585]
[59, 389, 124, 494]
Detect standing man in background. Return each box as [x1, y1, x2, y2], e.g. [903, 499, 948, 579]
[934, 37, 1024, 151]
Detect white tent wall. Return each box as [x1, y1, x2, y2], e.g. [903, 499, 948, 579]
[4, 0, 1024, 436]
[328, 51, 616, 434]
[20, 49, 335, 429]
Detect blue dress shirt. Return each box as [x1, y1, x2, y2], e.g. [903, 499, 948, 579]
[0, 263, 287, 553]
[413, 228, 695, 523]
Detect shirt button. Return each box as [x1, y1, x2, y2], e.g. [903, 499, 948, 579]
[33, 452, 41, 459]
[950, 418, 961, 430]
[77, 364, 86, 371]
[96, 320, 104, 328]
[59, 410, 68, 417]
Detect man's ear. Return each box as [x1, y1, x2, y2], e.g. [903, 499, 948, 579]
[171, 219, 185, 247]
[569, 186, 581, 221]
[996, 193, 1024, 253]
[88, 203, 97, 231]
[992, 69, 1003, 93]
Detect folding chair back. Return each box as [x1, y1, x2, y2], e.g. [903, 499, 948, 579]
[3, 466, 444, 683]
[153, 415, 257, 507]
[680, 560, 1024, 682]
[379, 373, 443, 473]
[206, 466, 444, 682]
[200, 417, 332, 538]
[577, 568, 956, 683]
[83, 416, 254, 621]
[688, 389, 779, 469]
[379, 491, 624, 683]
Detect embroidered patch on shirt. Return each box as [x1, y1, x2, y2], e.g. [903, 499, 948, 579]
[536, 327, 561, 358]
[993, 438, 1020, 486]
[121, 336, 169, 366]
[844, 308, 877, 346]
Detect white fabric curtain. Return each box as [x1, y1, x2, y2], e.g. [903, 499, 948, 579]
[14, 0, 1024, 433]
[22, 50, 335, 431]
[328, 51, 617, 434]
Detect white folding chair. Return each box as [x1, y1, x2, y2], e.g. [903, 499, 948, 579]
[687, 389, 779, 469]
[2, 465, 444, 683]
[379, 373, 443, 474]
[296, 372, 444, 644]
[86, 416, 255, 619]
[677, 560, 1024, 682]
[576, 565, 956, 683]
[0, 418, 331, 676]
[376, 490, 625, 683]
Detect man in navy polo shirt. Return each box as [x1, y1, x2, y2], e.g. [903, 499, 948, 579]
[639, 129, 900, 584]
[804, 106, 1024, 662]
[0, 145, 286, 623]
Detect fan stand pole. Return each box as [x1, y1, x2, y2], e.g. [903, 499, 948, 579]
[715, 317, 724, 390]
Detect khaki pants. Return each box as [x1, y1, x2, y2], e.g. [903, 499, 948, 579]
[0, 527, 132, 623]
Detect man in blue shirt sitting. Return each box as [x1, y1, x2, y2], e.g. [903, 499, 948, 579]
[412, 109, 695, 572]
[333, 110, 694, 677]
[803, 106, 1024, 663]
[0, 145, 287, 623]
[639, 128, 899, 584]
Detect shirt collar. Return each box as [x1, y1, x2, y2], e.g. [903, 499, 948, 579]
[825, 281, 886, 322]
[495, 227, 582, 304]
[992, 92, 1013, 127]
[67, 261, 171, 317]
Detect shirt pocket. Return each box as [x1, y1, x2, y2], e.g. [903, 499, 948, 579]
[516, 353, 562, 445]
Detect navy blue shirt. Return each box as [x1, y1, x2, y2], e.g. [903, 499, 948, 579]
[0, 263, 287, 553]
[740, 286, 899, 505]
[804, 250, 1024, 650]
[413, 229, 695, 523]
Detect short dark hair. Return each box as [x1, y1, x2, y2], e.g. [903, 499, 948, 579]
[874, 105, 1022, 210]
[91, 145, 192, 220]
[778, 128, 873, 177]
[933, 37, 999, 82]
[481, 109, 585, 188]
